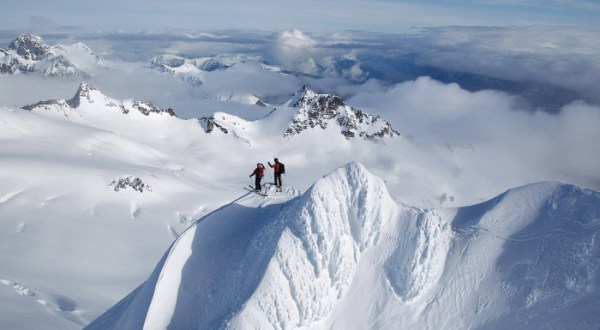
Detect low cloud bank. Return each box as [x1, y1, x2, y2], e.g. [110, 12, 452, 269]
[349, 76, 600, 195]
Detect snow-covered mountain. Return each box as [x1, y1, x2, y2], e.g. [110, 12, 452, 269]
[86, 162, 600, 329]
[148, 53, 283, 87]
[199, 86, 399, 142]
[149, 53, 282, 74]
[21, 83, 394, 146]
[284, 86, 399, 140]
[148, 52, 366, 86]
[23, 82, 176, 120]
[0, 34, 95, 77]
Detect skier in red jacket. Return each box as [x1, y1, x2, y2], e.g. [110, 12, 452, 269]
[249, 163, 265, 192]
[268, 158, 283, 192]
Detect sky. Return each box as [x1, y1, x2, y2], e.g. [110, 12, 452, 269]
[2, 0, 600, 33]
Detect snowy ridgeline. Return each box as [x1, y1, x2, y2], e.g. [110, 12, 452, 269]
[86, 162, 600, 330]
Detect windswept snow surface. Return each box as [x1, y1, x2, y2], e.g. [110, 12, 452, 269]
[87, 163, 600, 330]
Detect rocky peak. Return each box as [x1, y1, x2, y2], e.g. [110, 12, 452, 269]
[67, 82, 99, 108]
[198, 116, 229, 134]
[8, 34, 52, 61]
[1, 33, 87, 77]
[285, 86, 400, 140]
[290, 85, 345, 111]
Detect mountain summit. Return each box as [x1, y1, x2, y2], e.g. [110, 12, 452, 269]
[285, 86, 400, 140]
[0, 33, 88, 76]
[86, 163, 600, 329]
[8, 33, 52, 61]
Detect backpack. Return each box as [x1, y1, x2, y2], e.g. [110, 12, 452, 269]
[279, 162, 285, 174]
[258, 163, 265, 177]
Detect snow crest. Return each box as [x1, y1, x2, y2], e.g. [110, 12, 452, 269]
[85, 166, 600, 330]
[232, 163, 395, 328]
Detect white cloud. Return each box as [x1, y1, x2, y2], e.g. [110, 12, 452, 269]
[271, 29, 319, 75]
[415, 26, 600, 102]
[348, 76, 600, 198]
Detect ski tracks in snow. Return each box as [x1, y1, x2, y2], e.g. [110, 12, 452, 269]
[0, 275, 86, 327]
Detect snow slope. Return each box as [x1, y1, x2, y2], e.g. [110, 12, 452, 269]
[86, 162, 600, 330]
[0, 84, 259, 328]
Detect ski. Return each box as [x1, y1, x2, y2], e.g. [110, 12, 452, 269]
[244, 186, 267, 196]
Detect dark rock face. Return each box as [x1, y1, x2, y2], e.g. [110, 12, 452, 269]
[132, 101, 176, 117]
[67, 83, 97, 108]
[21, 99, 67, 111]
[109, 176, 152, 193]
[0, 49, 24, 73]
[285, 87, 400, 141]
[198, 116, 229, 134]
[8, 34, 52, 61]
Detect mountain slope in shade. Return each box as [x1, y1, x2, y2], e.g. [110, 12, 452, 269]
[86, 162, 600, 330]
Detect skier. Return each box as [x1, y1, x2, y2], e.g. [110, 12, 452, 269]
[249, 163, 265, 192]
[268, 158, 284, 192]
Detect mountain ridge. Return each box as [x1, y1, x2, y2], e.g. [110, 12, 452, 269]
[199, 86, 400, 142]
[22, 82, 176, 119]
[23, 82, 399, 143]
[85, 163, 600, 329]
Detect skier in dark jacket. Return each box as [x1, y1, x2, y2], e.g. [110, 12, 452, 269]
[268, 158, 283, 192]
[250, 163, 265, 192]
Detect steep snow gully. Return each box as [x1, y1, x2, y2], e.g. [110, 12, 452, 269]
[86, 162, 600, 330]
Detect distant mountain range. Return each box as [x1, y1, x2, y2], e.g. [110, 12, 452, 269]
[22, 82, 176, 118]
[2, 32, 588, 111]
[22, 82, 399, 143]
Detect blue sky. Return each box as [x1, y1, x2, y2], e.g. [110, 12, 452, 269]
[2, 0, 600, 33]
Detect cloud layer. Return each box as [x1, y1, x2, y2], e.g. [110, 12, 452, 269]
[1, 26, 599, 205]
